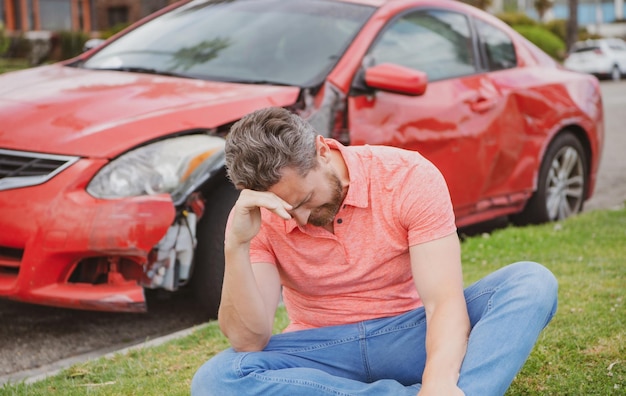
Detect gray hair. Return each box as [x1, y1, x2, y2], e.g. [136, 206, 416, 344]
[225, 107, 318, 191]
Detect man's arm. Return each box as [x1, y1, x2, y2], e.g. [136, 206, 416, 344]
[217, 189, 291, 352]
[410, 232, 470, 396]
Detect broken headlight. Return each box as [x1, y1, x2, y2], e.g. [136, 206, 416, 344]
[87, 134, 225, 201]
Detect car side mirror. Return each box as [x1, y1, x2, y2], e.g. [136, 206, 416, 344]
[364, 63, 428, 96]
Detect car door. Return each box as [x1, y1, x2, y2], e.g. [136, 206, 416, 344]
[471, 17, 537, 197]
[347, 8, 520, 221]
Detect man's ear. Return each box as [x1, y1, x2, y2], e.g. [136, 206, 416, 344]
[316, 135, 332, 163]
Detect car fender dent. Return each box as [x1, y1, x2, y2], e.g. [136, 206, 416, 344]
[507, 84, 598, 193]
[300, 81, 348, 143]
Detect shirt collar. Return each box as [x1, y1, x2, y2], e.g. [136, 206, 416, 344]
[285, 138, 369, 233]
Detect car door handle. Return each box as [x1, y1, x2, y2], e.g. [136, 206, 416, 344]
[460, 91, 498, 113]
[469, 97, 497, 113]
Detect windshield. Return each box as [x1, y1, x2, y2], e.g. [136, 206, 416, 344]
[81, 0, 375, 87]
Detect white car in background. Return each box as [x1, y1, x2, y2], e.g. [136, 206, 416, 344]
[564, 38, 626, 81]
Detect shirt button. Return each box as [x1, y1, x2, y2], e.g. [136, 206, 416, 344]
[337, 218, 343, 224]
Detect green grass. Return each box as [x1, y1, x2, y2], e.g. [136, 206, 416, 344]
[462, 209, 625, 395]
[1, 208, 624, 395]
[0, 58, 29, 74]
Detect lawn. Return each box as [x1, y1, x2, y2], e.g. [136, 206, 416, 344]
[1, 207, 624, 395]
[0, 58, 29, 74]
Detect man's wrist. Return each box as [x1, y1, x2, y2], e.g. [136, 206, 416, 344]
[421, 366, 460, 388]
[224, 238, 250, 256]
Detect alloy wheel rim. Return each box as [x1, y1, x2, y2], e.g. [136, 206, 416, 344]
[545, 146, 584, 221]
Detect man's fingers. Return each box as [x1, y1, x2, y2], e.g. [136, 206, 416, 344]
[264, 199, 292, 220]
[237, 190, 292, 220]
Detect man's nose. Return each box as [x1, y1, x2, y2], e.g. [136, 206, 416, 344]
[291, 208, 310, 226]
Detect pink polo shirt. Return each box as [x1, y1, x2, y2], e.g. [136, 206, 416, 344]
[249, 139, 456, 332]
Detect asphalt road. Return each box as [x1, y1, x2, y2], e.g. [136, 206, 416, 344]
[0, 289, 209, 382]
[583, 80, 626, 212]
[0, 80, 624, 384]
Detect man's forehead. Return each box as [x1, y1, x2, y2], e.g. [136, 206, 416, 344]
[269, 168, 317, 203]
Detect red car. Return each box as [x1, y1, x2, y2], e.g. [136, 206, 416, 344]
[0, 0, 603, 315]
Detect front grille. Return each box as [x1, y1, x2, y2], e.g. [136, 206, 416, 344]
[0, 246, 22, 275]
[0, 149, 79, 191]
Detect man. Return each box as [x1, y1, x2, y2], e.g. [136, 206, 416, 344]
[191, 107, 558, 396]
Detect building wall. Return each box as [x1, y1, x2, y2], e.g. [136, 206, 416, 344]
[1, 0, 94, 32]
[550, 1, 624, 25]
[141, 0, 172, 18]
[39, 0, 73, 31]
[94, 0, 141, 30]
[492, 0, 625, 25]
[93, 0, 175, 31]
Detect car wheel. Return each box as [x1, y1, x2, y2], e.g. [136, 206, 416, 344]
[511, 132, 587, 226]
[611, 65, 621, 81]
[191, 179, 240, 318]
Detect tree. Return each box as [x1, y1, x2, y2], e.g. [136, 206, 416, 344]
[534, 0, 553, 21]
[566, 0, 579, 51]
[0, 23, 10, 56]
[459, 0, 493, 11]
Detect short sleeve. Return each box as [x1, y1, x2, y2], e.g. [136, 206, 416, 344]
[249, 225, 277, 265]
[398, 157, 457, 246]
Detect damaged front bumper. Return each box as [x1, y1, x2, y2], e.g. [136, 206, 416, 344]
[0, 156, 201, 312]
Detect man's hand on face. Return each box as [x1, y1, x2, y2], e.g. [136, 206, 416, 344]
[226, 189, 293, 247]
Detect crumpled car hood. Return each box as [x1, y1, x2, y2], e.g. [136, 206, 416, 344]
[0, 64, 300, 158]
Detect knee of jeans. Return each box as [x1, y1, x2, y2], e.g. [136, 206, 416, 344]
[513, 261, 558, 316]
[191, 349, 238, 396]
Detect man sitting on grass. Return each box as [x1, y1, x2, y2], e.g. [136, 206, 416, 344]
[192, 107, 558, 396]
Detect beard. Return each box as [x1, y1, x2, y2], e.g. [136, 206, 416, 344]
[308, 170, 345, 227]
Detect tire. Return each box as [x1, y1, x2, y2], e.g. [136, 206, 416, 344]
[511, 132, 588, 226]
[191, 179, 240, 318]
[611, 65, 621, 81]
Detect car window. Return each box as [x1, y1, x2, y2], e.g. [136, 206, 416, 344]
[608, 43, 626, 51]
[368, 9, 476, 81]
[474, 19, 517, 71]
[572, 46, 600, 54]
[81, 0, 375, 87]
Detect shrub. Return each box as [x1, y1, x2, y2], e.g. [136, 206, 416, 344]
[0, 22, 9, 56]
[544, 19, 598, 44]
[513, 24, 566, 60]
[8, 34, 32, 58]
[577, 28, 602, 42]
[544, 19, 567, 42]
[55, 30, 91, 60]
[101, 23, 131, 39]
[497, 12, 538, 27]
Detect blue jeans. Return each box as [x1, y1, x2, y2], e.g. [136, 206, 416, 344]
[192, 262, 558, 396]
